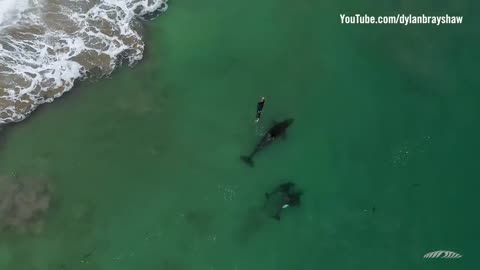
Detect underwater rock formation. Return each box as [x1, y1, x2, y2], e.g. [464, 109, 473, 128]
[0, 175, 52, 234]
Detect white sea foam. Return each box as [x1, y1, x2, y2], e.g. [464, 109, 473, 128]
[0, 0, 36, 29]
[0, 0, 168, 124]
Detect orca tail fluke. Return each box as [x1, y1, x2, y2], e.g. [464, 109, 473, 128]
[240, 156, 254, 167]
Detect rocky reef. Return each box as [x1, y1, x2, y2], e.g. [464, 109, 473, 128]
[0, 175, 53, 234]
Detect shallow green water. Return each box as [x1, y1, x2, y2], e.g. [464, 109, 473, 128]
[1, 0, 479, 269]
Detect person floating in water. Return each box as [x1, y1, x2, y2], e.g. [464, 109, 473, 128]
[255, 97, 265, 123]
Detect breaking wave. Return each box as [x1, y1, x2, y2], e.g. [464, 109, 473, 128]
[0, 0, 168, 124]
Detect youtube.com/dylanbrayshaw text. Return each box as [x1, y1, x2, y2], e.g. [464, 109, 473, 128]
[339, 14, 463, 26]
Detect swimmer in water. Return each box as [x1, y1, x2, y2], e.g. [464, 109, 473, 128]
[255, 97, 265, 123]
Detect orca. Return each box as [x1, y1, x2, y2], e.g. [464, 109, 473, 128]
[241, 118, 294, 167]
[263, 182, 302, 220]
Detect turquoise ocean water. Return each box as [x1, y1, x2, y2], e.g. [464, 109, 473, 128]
[0, 0, 479, 269]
